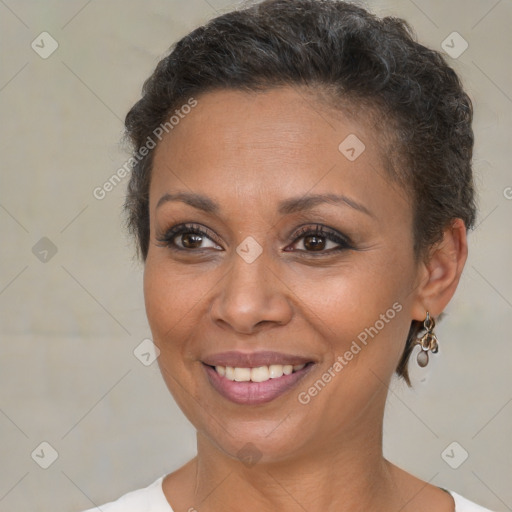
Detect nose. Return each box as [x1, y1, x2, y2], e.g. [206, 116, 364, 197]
[209, 250, 293, 334]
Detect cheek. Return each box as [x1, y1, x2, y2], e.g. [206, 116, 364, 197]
[287, 255, 412, 371]
[143, 255, 205, 355]
[143, 256, 208, 415]
[289, 266, 411, 428]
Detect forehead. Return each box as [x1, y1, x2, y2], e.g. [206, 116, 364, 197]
[156, 87, 345, 165]
[149, 87, 406, 220]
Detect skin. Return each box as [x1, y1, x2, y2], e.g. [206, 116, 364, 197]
[143, 87, 468, 512]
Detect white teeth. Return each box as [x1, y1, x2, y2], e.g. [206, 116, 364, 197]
[234, 367, 251, 382]
[213, 363, 308, 382]
[250, 366, 270, 382]
[269, 364, 284, 379]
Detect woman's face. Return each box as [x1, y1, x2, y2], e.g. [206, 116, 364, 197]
[144, 87, 424, 463]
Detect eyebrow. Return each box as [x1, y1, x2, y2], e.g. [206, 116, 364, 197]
[156, 192, 373, 217]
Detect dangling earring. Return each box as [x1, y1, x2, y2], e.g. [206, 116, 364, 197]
[415, 312, 438, 367]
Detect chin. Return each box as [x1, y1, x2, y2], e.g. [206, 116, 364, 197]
[202, 422, 314, 467]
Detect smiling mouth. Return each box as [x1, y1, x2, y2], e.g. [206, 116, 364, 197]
[211, 363, 308, 383]
[203, 362, 315, 405]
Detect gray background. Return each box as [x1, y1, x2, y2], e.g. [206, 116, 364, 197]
[0, 0, 511, 510]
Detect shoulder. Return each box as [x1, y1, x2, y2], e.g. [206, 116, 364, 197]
[448, 490, 496, 511]
[80, 475, 173, 512]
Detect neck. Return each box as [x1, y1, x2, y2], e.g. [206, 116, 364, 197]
[191, 415, 399, 512]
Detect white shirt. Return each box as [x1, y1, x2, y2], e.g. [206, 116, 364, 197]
[81, 475, 495, 511]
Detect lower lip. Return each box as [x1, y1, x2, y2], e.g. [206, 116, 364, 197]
[203, 364, 314, 405]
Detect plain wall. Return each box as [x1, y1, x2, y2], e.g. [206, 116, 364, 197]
[0, 0, 511, 510]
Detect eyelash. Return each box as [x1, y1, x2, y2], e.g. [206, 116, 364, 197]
[156, 223, 354, 255]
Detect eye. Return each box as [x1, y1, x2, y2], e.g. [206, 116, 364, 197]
[286, 224, 353, 254]
[156, 223, 222, 251]
[156, 223, 353, 255]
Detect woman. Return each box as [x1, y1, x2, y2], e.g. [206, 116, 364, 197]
[84, 0, 494, 510]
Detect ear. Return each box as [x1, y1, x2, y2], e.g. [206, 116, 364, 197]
[410, 218, 468, 321]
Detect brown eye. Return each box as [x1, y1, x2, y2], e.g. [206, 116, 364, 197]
[157, 224, 223, 251]
[303, 235, 327, 251]
[288, 224, 353, 255]
[180, 232, 205, 249]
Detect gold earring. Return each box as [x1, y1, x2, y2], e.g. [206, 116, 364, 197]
[415, 312, 439, 367]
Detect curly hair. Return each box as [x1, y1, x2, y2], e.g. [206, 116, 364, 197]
[123, 0, 476, 385]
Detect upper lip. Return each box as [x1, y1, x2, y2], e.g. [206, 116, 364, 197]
[202, 351, 314, 368]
